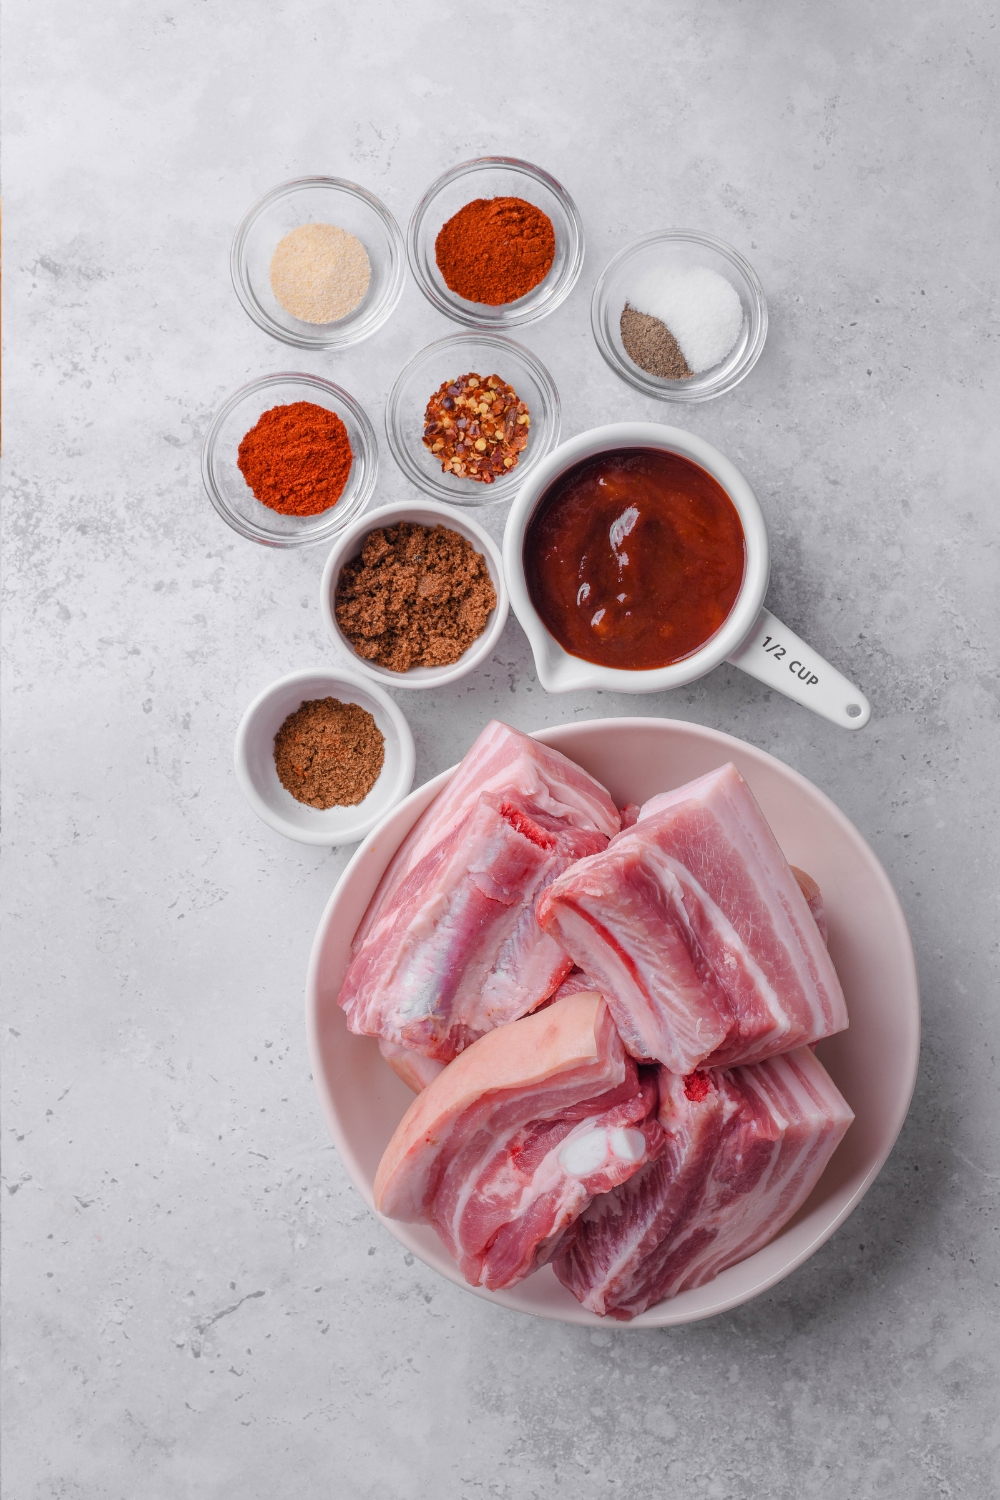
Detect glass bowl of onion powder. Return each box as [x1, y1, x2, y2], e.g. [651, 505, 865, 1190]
[232, 177, 406, 350]
[591, 230, 767, 402]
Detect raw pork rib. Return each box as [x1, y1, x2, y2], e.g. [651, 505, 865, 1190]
[340, 791, 608, 1060]
[339, 722, 618, 1062]
[374, 993, 665, 1290]
[353, 720, 620, 952]
[553, 1045, 853, 1319]
[790, 866, 828, 945]
[379, 1038, 446, 1093]
[536, 763, 847, 1073]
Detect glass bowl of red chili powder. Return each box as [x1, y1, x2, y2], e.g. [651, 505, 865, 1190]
[408, 157, 584, 329]
[202, 372, 378, 547]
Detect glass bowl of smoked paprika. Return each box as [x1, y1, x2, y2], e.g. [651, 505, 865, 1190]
[408, 157, 585, 328]
[202, 373, 378, 548]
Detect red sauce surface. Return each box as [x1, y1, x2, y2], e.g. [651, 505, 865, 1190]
[524, 448, 746, 670]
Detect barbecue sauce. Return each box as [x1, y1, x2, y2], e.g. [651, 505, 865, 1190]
[524, 448, 746, 670]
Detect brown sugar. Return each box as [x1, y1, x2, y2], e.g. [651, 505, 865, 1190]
[334, 522, 497, 673]
[273, 697, 384, 808]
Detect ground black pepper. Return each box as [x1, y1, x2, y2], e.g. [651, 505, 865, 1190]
[620, 303, 693, 380]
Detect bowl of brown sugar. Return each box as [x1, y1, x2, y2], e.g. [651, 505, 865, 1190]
[234, 667, 415, 846]
[319, 501, 509, 690]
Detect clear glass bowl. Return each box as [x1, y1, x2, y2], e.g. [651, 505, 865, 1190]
[591, 230, 768, 402]
[384, 332, 561, 507]
[407, 157, 584, 328]
[231, 177, 406, 350]
[202, 373, 378, 548]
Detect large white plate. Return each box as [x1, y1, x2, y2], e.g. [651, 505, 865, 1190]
[305, 718, 919, 1327]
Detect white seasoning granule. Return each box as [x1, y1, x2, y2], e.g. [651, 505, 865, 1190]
[269, 223, 371, 324]
[627, 265, 744, 374]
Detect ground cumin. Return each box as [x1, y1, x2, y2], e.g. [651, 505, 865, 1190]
[335, 522, 496, 672]
[273, 697, 384, 808]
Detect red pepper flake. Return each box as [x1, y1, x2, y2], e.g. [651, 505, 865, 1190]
[422, 371, 530, 484]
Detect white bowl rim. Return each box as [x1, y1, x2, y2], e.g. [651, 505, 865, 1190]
[383, 329, 562, 505]
[201, 370, 379, 549]
[304, 716, 920, 1326]
[319, 499, 510, 690]
[406, 154, 585, 327]
[591, 228, 768, 403]
[230, 175, 407, 350]
[233, 666, 415, 846]
[502, 422, 770, 693]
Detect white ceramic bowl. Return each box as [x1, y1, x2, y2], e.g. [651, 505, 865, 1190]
[384, 332, 561, 507]
[503, 423, 770, 695]
[319, 501, 509, 690]
[305, 717, 919, 1326]
[234, 668, 415, 846]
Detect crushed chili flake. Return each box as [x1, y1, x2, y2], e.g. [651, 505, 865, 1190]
[422, 371, 530, 484]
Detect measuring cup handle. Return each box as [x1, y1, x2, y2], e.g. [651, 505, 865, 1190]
[726, 607, 871, 730]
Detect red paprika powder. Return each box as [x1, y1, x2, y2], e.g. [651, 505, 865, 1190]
[435, 197, 555, 306]
[237, 401, 353, 516]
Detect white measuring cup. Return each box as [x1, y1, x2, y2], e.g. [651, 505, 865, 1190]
[502, 423, 871, 730]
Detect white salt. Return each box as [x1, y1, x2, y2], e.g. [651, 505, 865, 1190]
[627, 265, 743, 374]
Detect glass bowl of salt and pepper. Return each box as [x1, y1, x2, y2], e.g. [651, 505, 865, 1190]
[591, 229, 768, 402]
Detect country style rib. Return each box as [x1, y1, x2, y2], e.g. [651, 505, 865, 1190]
[553, 1046, 854, 1319]
[339, 723, 619, 1062]
[353, 720, 620, 953]
[378, 1038, 447, 1093]
[535, 763, 847, 1073]
[374, 993, 665, 1291]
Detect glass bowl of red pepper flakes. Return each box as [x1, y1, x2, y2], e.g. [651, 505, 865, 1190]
[408, 157, 585, 329]
[384, 332, 561, 507]
[202, 373, 379, 548]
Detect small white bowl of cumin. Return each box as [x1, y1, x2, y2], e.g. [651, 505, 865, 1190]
[319, 500, 509, 690]
[234, 667, 415, 847]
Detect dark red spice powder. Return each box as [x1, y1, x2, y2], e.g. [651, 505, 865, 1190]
[237, 401, 353, 517]
[435, 197, 555, 306]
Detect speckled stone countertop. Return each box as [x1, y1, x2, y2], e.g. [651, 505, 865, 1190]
[2, 3, 998, 1496]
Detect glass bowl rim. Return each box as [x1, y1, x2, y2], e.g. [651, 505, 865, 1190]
[201, 370, 379, 548]
[383, 329, 562, 504]
[406, 155, 585, 328]
[230, 175, 406, 350]
[591, 228, 768, 403]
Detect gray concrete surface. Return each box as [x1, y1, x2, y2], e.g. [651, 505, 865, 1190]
[2, 2, 998, 1495]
